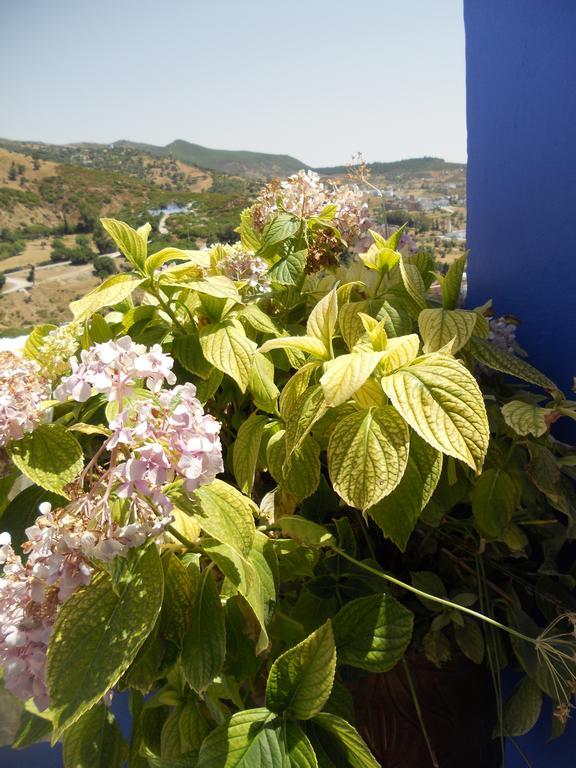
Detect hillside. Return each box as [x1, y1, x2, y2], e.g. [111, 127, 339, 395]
[0, 137, 308, 180]
[0, 146, 214, 233]
[316, 156, 466, 177]
[114, 139, 308, 178]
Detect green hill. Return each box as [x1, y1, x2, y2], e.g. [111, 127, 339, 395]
[114, 139, 308, 178]
[315, 156, 466, 177]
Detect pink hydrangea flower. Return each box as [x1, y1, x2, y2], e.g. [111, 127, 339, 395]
[0, 352, 48, 447]
[0, 516, 93, 710]
[55, 336, 176, 403]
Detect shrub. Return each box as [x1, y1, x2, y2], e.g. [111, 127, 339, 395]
[0, 183, 574, 765]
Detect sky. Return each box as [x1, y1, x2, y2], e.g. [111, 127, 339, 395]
[0, 0, 466, 167]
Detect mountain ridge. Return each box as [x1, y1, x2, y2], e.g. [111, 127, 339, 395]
[0, 137, 465, 180]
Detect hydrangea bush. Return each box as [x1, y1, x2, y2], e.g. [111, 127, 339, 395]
[0, 173, 575, 765]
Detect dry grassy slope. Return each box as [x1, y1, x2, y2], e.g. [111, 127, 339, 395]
[0, 148, 213, 230]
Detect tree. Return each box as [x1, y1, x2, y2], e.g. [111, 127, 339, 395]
[92, 221, 115, 254]
[92, 255, 117, 279]
[50, 238, 68, 263]
[33, 157, 40, 171]
[8, 163, 17, 182]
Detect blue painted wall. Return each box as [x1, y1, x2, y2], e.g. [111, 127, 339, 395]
[465, 0, 576, 395]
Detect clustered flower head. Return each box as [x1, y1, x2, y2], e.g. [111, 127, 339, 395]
[488, 316, 526, 357]
[0, 338, 224, 708]
[0, 352, 49, 448]
[36, 322, 81, 380]
[212, 243, 270, 293]
[0, 517, 92, 710]
[54, 335, 177, 403]
[250, 170, 371, 249]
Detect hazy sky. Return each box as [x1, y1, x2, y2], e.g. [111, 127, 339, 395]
[0, 0, 466, 167]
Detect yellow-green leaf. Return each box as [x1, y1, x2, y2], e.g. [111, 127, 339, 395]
[70, 274, 143, 322]
[200, 321, 256, 392]
[259, 335, 329, 360]
[437, 252, 467, 310]
[382, 354, 489, 472]
[501, 400, 553, 437]
[328, 407, 410, 511]
[266, 621, 336, 720]
[8, 424, 83, 496]
[379, 334, 420, 374]
[101, 218, 147, 269]
[367, 433, 443, 551]
[418, 308, 477, 354]
[47, 544, 163, 740]
[233, 414, 270, 494]
[399, 257, 427, 309]
[320, 351, 385, 407]
[306, 288, 338, 354]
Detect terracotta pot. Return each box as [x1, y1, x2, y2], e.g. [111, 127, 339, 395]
[349, 654, 501, 768]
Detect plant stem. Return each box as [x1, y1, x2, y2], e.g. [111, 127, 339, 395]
[330, 545, 536, 647]
[149, 284, 188, 334]
[166, 524, 197, 551]
[402, 658, 439, 768]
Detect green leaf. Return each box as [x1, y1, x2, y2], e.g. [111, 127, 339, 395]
[233, 414, 270, 494]
[306, 288, 338, 355]
[197, 709, 317, 767]
[472, 468, 518, 539]
[238, 304, 281, 335]
[249, 352, 280, 411]
[47, 544, 164, 739]
[101, 217, 147, 269]
[238, 208, 262, 252]
[469, 336, 557, 391]
[23, 323, 56, 362]
[327, 407, 409, 511]
[172, 334, 213, 378]
[200, 321, 256, 392]
[197, 709, 275, 767]
[320, 351, 385, 407]
[501, 400, 552, 437]
[278, 517, 335, 548]
[283, 435, 322, 501]
[182, 563, 226, 693]
[454, 619, 485, 664]
[11, 710, 52, 750]
[160, 552, 193, 648]
[279, 363, 321, 420]
[182, 276, 242, 302]
[258, 214, 300, 257]
[70, 274, 143, 322]
[62, 703, 127, 768]
[333, 593, 413, 672]
[382, 353, 489, 472]
[378, 334, 420, 374]
[8, 423, 83, 496]
[0, 688, 23, 747]
[0, 485, 67, 551]
[418, 308, 477, 354]
[310, 713, 379, 768]
[266, 621, 336, 719]
[269, 249, 307, 286]
[192, 479, 257, 556]
[203, 536, 276, 654]
[285, 386, 327, 454]
[502, 676, 543, 737]
[367, 433, 443, 551]
[437, 252, 467, 310]
[399, 256, 427, 309]
[259, 335, 329, 360]
[144, 246, 196, 276]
